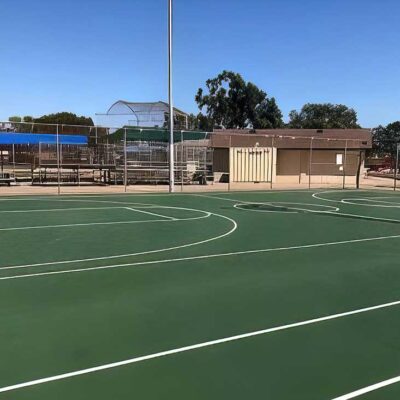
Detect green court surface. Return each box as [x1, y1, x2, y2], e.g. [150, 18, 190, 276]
[1, 189, 400, 399]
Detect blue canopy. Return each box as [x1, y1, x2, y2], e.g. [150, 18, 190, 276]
[0, 133, 88, 145]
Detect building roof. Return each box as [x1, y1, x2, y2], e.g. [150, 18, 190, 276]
[107, 127, 209, 143]
[106, 101, 188, 116]
[0, 132, 88, 145]
[211, 129, 372, 150]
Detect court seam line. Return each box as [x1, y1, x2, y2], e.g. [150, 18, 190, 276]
[330, 374, 400, 399]
[1, 233, 400, 280]
[1, 299, 399, 394]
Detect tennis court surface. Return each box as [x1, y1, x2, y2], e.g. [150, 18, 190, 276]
[1, 189, 400, 399]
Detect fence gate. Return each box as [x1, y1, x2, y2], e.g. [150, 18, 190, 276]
[230, 147, 273, 182]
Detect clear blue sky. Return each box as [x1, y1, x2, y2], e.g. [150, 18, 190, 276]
[1, 0, 399, 127]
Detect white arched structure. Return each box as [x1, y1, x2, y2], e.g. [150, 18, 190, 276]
[96, 101, 189, 129]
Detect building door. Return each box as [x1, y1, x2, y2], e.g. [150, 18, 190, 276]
[230, 147, 273, 182]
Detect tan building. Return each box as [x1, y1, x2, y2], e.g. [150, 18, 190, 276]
[211, 129, 372, 186]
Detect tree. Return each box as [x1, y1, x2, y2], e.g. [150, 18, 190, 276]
[8, 116, 22, 122]
[187, 113, 214, 131]
[288, 103, 360, 129]
[23, 116, 34, 122]
[372, 122, 400, 163]
[195, 70, 283, 129]
[34, 112, 94, 126]
[253, 98, 283, 129]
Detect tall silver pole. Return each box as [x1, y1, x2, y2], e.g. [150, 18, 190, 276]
[168, 0, 175, 192]
[56, 124, 61, 195]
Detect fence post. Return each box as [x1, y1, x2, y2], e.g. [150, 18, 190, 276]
[395, 143, 399, 191]
[56, 124, 61, 195]
[343, 139, 348, 189]
[309, 137, 314, 189]
[181, 131, 184, 192]
[270, 136, 274, 189]
[124, 128, 127, 192]
[12, 143, 15, 175]
[228, 135, 232, 191]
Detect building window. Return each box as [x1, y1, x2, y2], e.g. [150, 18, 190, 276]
[336, 153, 343, 165]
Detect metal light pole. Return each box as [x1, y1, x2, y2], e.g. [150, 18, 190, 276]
[168, 0, 175, 192]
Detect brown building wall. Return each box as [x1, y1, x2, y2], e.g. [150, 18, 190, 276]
[213, 148, 229, 172]
[276, 149, 361, 183]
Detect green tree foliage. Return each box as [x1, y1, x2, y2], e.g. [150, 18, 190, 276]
[8, 116, 22, 122]
[288, 103, 360, 129]
[187, 113, 215, 131]
[253, 98, 283, 129]
[34, 112, 94, 126]
[195, 70, 283, 129]
[372, 121, 400, 158]
[23, 116, 34, 122]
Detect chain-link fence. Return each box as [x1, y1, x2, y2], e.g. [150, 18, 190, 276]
[2, 121, 397, 193]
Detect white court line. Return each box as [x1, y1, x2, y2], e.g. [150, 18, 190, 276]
[1, 233, 400, 280]
[234, 202, 339, 214]
[0, 206, 129, 214]
[193, 194, 339, 213]
[330, 375, 400, 399]
[0, 189, 314, 202]
[0, 209, 234, 271]
[202, 192, 400, 222]
[1, 299, 399, 394]
[125, 207, 176, 220]
[324, 211, 400, 224]
[341, 198, 400, 208]
[0, 206, 212, 232]
[0, 218, 170, 232]
[312, 190, 400, 204]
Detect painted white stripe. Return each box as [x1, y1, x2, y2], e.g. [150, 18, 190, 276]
[1, 233, 399, 280]
[0, 218, 169, 232]
[0, 189, 314, 202]
[326, 211, 400, 224]
[331, 375, 400, 400]
[0, 206, 128, 214]
[196, 193, 400, 223]
[0, 210, 233, 272]
[0, 206, 212, 232]
[125, 207, 176, 220]
[1, 299, 399, 394]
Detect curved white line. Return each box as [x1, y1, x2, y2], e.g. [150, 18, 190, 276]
[0, 205, 210, 232]
[234, 201, 339, 213]
[0, 208, 237, 272]
[330, 375, 400, 399]
[312, 189, 400, 204]
[341, 198, 400, 208]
